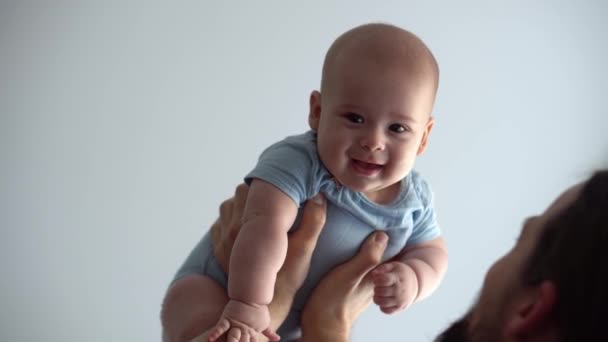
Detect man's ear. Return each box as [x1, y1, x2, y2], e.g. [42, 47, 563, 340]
[504, 281, 557, 338]
[308, 90, 322, 131]
[417, 116, 435, 155]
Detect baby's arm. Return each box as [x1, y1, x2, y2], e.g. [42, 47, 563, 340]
[229, 179, 298, 305]
[371, 237, 447, 314]
[395, 237, 448, 301]
[208, 179, 298, 341]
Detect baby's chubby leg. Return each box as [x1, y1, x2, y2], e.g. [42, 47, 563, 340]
[161, 274, 228, 342]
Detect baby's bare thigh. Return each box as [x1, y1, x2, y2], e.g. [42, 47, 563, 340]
[161, 275, 228, 342]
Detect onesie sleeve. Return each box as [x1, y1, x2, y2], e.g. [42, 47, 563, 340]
[244, 134, 316, 206]
[406, 174, 442, 246]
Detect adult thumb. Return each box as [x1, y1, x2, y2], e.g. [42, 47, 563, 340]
[346, 231, 388, 280]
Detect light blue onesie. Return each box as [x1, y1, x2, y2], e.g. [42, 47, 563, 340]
[172, 130, 441, 341]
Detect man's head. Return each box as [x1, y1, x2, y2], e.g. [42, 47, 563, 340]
[308, 23, 439, 203]
[437, 170, 608, 341]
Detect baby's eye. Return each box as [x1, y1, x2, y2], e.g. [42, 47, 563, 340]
[389, 123, 407, 133]
[345, 112, 364, 124]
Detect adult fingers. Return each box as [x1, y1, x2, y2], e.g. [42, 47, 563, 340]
[300, 232, 387, 335]
[231, 183, 249, 221]
[219, 195, 235, 229]
[277, 193, 327, 292]
[287, 193, 326, 259]
[341, 231, 389, 284]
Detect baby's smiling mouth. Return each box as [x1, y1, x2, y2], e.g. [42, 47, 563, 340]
[351, 159, 383, 176]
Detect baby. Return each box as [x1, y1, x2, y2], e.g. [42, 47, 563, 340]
[173, 23, 448, 342]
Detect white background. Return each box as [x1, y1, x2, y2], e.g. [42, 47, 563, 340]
[2, 1, 607, 341]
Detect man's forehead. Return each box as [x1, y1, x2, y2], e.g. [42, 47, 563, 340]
[543, 183, 584, 220]
[520, 183, 583, 239]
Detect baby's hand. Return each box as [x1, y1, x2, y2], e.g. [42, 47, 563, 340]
[371, 261, 418, 314]
[208, 299, 279, 342]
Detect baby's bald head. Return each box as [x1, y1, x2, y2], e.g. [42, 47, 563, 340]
[309, 24, 439, 194]
[320, 23, 439, 98]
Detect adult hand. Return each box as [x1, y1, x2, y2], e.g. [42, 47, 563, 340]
[300, 231, 389, 342]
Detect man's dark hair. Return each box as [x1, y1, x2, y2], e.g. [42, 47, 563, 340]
[434, 316, 469, 342]
[522, 170, 608, 341]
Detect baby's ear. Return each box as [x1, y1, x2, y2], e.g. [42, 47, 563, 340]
[308, 90, 322, 131]
[417, 116, 435, 155]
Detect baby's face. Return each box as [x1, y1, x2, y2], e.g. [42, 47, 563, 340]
[310, 61, 436, 202]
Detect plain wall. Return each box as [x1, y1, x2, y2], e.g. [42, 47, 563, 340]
[2, 1, 607, 341]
